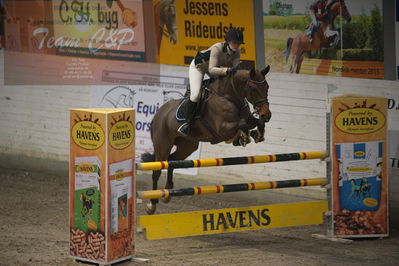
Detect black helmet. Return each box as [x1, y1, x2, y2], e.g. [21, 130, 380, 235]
[225, 28, 245, 44]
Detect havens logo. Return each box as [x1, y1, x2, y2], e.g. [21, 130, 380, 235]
[347, 167, 373, 172]
[115, 170, 125, 181]
[354, 151, 365, 157]
[109, 119, 134, 150]
[72, 117, 105, 150]
[335, 101, 385, 134]
[75, 163, 98, 173]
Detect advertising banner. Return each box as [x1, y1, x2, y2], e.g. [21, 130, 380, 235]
[331, 95, 388, 238]
[158, 0, 256, 68]
[89, 65, 199, 175]
[264, 0, 384, 79]
[69, 108, 135, 263]
[3, 0, 160, 85]
[140, 201, 328, 240]
[52, 0, 146, 61]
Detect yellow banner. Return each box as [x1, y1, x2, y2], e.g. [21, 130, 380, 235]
[158, 0, 256, 67]
[139, 201, 327, 240]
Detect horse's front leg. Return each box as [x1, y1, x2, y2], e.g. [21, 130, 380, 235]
[250, 127, 265, 143]
[244, 115, 266, 143]
[232, 120, 253, 147]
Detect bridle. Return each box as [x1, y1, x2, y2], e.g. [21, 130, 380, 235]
[246, 78, 269, 107]
[228, 75, 269, 116]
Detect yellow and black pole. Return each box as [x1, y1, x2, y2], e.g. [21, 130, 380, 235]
[137, 177, 327, 200]
[137, 150, 327, 171]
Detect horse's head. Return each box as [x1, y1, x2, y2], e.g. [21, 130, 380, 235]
[161, 0, 177, 44]
[244, 66, 272, 123]
[329, 0, 351, 22]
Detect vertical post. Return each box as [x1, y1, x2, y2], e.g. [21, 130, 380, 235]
[253, 0, 265, 69]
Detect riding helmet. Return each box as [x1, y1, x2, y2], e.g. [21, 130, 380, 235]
[224, 28, 245, 44]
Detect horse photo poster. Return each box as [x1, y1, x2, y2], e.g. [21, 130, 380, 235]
[396, 0, 399, 80]
[264, 0, 384, 79]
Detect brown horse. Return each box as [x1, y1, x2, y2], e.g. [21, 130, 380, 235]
[153, 0, 177, 50]
[143, 67, 272, 214]
[284, 0, 351, 73]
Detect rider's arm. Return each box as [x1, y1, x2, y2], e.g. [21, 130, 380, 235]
[208, 44, 228, 76]
[316, 2, 327, 19]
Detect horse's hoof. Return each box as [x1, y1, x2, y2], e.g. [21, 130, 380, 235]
[145, 203, 156, 215]
[239, 137, 246, 147]
[161, 196, 171, 203]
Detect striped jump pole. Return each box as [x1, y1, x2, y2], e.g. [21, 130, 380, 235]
[137, 150, 327, 171]
[137, 178, 327, 200]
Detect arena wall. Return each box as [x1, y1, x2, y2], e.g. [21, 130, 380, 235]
[0, 51, 398, 219]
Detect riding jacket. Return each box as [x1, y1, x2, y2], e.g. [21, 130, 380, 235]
[194, 42, 240, 77]
[309, 0, 328, 21]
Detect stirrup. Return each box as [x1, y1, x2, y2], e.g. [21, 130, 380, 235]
[177, 123, 189, 136]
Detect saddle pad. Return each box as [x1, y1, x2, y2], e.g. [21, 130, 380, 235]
[176, 99, 187, 122]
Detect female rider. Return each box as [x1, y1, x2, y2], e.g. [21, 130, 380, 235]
[178, 28, 244, 136]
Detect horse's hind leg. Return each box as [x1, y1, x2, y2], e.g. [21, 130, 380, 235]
[161, 139, 199, 203]
[296, 53, 305, 74]
[145, 142, 174, 215]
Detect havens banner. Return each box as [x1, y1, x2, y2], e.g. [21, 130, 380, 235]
[158, 0, 256, 67]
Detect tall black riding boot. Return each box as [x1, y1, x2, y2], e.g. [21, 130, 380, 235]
[177, 99, 197, 136]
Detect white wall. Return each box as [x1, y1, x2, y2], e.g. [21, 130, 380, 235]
[0, 51, 398, 207]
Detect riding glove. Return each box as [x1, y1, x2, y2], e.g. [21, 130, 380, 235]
[226, 67, 238, 76]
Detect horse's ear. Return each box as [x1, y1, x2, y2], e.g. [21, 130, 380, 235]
[249, 68, 256, 79]
[261, 65, 270, 76]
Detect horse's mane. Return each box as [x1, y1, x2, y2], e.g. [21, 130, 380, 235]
[208, 70, 250, 95]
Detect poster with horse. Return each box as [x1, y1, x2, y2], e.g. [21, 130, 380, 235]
[263, 0, 384, 79]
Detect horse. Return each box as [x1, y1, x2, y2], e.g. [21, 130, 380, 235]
[142, 67, 272, 214]
[284, 0, 351, 74]
[153, 0, 177, 50]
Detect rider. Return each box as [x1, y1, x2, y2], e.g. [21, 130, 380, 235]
[307, 0, 329, 43]
[177, 28, 244, 136]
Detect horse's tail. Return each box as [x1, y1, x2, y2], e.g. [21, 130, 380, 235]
[141, 152, 155, 162]
[284, 37, 293, 63]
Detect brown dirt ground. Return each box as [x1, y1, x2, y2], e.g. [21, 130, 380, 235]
[0, 168, 398, 266]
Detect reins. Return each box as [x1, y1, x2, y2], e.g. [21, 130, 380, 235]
[208, 74, 269, 116]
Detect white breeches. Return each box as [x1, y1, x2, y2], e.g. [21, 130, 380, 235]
[324, 25, 338, 38]
[189, 60, 204, 102]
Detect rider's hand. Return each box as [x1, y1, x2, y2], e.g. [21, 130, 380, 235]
[226, 67, 238, 76]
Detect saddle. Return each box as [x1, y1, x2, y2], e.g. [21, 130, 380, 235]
[175, 78, 213, 122]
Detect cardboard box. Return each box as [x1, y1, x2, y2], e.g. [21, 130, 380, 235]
[69, 108, 135, 263]
[331, 95, 388, 238]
